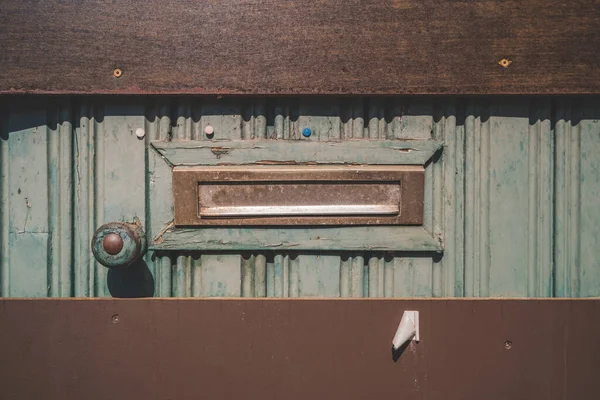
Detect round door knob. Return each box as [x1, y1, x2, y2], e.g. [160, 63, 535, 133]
[91, 221, 147, 268]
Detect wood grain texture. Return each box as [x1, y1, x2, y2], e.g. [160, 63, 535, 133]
[1, 0, 600, 95]
[0, 299, 599, 400]
[152, 226, 441, 251]
[153, 140, 443, 166]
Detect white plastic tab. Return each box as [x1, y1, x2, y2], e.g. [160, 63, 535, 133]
[392, 310, 419, 350]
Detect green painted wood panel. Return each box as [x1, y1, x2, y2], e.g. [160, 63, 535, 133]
[6, 110, 49, 297]
[487, 103, 531, 296]
[1, 97, 600, 298]
[152, 140, 442, 166]
[572, 102, 600, 297]
[153, 227, 440, 252]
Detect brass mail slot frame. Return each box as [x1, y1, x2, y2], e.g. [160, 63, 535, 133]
[173, 165, 424, 226]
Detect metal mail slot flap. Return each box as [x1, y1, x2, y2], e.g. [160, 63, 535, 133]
[173, 166, 424, 226]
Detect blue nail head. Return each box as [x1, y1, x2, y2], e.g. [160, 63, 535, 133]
[302, 128, 312, 137]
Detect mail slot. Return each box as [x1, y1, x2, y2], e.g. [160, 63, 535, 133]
[173, 166, 424, 226]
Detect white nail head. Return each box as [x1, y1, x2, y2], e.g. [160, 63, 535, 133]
[205, 125, 214, 135]
[135, 128, 145, 139]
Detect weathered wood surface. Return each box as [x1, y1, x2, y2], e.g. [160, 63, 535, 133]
[153, 140, 443, 166]
[1, 0, 600, 95]
[152, 226, 441, 251]
[1, 299, 599, 400]
[3, 98, 600, 299]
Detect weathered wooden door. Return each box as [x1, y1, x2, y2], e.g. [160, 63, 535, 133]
[2, 0, 600, 399]
[2, 97, 600, 298]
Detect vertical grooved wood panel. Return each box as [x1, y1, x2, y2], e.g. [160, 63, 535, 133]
[1, 97, 600, 298]
[573, 100, 600, 297]
[0, 108, 9, 296]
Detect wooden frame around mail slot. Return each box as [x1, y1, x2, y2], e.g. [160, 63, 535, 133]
[173, 165, 424, 226]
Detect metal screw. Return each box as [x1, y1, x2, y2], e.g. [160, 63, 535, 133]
[504, 340, 512, 349]
[112, 314, 120, 324]
[113, 68, 123, 78]
[498, 59, 512, 68]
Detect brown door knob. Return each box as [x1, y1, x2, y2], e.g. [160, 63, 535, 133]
[91, 221, 147, 268]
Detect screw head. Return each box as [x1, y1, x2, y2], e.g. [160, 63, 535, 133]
[103, 233, 124, 255]
[135, 128, 145, 139]
[504, 340, 512, 350]
[112, 314, 120, 324]
[204, 125, 214, 136]
[498, 58, 512, 68]
[302, 128, 312, 137]
[113, 68, 123, 78]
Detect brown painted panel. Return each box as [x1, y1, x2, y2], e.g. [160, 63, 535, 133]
[1, 1, 599, 95]
[0, 299, 598, 399]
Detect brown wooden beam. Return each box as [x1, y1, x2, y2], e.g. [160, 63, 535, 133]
[1, 0, 600, 95]
[0, 299, 598, 399]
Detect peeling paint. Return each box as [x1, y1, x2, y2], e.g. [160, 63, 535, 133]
[152, 220, 174, 244]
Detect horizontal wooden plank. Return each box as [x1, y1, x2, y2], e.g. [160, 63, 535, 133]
[153, 140, 442, 166]
[1, 0, 599, 95]
[0, 299, 598, 400]
[152, 226, 441, 251]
